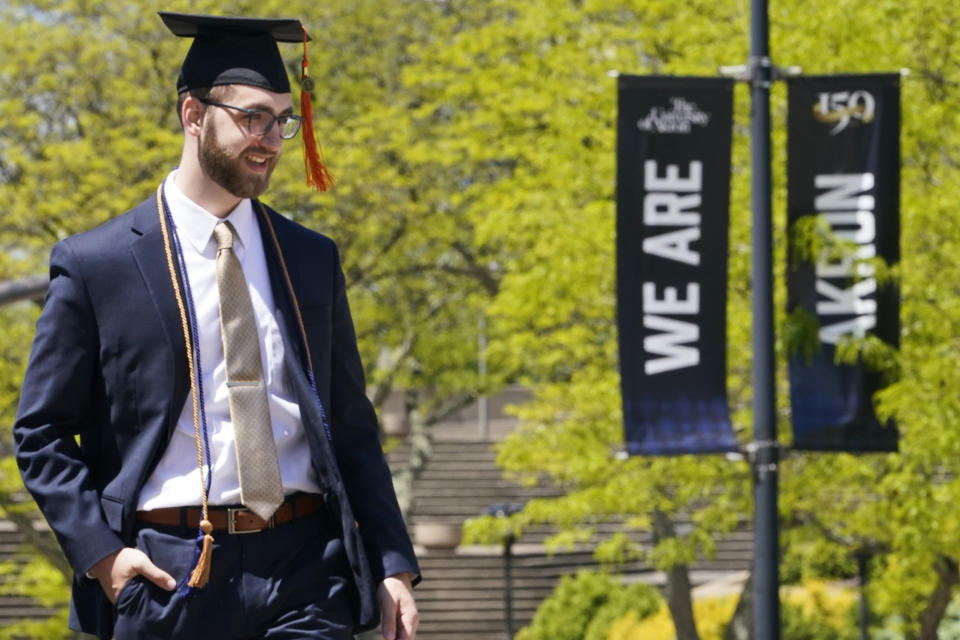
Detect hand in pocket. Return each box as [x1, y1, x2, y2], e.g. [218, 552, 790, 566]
[88, 547, 177, 604]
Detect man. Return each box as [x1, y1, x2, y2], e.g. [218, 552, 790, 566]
[13, 12, 419, 640]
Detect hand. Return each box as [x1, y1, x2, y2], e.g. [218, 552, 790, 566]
[88, 547, 176, 604]
[377, 572, 419, 640]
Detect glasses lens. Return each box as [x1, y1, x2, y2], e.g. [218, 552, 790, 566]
[280, 116, 302, 140]
[246, 111, 273, 136]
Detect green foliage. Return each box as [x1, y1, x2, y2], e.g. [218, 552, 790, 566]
[780, 537, 858, 585]
[781, 600, 857, 640]
[610, 597, 738, 640]
[513, 569, 660, 640]
[455, 0, 960, 635]
[610, 583, 859, 640]
[782, 306, 822, 365]
[4, 0, 960, 636]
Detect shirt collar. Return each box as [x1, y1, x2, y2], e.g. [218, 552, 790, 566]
[163, 170, 256, 254]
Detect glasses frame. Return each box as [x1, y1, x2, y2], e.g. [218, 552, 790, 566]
[199, 99, 303, 140]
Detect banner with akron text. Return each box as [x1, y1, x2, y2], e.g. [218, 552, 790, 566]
[786, 74, 900, 452]
[616, 75, 738, 455]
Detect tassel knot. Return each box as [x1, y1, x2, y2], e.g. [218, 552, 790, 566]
[186, 519, 214, 590]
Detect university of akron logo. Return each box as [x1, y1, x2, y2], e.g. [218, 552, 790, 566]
[813, 90, 875, 135]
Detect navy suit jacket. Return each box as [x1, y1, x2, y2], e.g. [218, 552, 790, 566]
[13, 193, 419, 639]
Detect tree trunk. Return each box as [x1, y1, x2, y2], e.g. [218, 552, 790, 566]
[392, 390, 478, 521]
[653, 510, 701, 640]
[392, 391, 432, 521]
[723, 571, 753, 640]
[918, 554, 958, 640]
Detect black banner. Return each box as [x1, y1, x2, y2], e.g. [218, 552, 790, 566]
[786, 74, 900, 452]
[616, 75, 737, 455]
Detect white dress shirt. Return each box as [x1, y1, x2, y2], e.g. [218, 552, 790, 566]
[138, 172, 322, 510]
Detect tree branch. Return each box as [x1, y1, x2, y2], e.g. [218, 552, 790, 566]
[919, 554, 959, 640]
[0, 276, 47, 307]
[652, 510, 701, 640]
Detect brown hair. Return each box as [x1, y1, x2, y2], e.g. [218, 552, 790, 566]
[175, 85, 231, 127]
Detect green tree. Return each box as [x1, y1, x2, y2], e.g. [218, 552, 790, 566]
[427, 0, 960, 639]
[7, 1, 960, 639]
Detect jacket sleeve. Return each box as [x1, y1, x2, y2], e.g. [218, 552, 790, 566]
[326, 244, 420, 584]
[13, 240, 124, 575]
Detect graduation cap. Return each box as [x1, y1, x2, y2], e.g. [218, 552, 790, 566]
[159, 12, 333, 191]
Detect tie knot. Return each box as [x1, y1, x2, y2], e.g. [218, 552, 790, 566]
[213, 221, 237, 251]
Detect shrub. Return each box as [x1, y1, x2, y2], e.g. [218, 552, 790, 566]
[515, 569, 661, 640]
[606, 595, 738, 640]
[606, 580, 858, 640]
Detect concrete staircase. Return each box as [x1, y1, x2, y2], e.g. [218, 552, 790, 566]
[0, 520, 62, 628]
[384, 391, 754, 639]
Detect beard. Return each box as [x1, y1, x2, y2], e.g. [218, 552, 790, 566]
[197, 122, 277, 200]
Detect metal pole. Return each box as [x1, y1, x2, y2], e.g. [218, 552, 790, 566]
[478, 314, 489, 440]
[749, 0, 780, 638]
[503, 531, 515, 639]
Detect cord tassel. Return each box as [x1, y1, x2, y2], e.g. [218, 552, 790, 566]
[301, 26, 333, 191]
[187, 520, 214, 589]
[157, 184, 215, 597]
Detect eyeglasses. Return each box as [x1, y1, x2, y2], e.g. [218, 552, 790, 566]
[199, 99, 303, 140]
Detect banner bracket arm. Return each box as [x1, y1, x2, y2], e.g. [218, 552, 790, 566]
[718, 59, 803, 84]
[744, 439, 781, 473]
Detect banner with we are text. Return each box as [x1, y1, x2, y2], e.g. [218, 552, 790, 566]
[616, 75, 738, 455]
[786, 74, 900, 452]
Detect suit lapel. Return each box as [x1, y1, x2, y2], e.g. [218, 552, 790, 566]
[254, 203, 340, 471]
[255, 203, 310, 374]
[128, 195, 191, 433]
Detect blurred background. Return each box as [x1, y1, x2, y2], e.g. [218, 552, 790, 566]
[1, 1, 960, 638]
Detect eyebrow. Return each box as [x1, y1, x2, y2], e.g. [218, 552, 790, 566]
[244, 102, 295, 116]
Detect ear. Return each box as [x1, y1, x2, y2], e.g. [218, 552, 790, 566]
[181, 95, 205, 137]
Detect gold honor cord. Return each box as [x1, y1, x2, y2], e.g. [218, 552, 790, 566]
[256, 202, 315, 376]
[155, 185, 214, 590]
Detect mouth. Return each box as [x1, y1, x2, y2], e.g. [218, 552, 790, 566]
[244, 150, 274, 172]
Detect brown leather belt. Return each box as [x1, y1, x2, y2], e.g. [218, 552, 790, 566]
[136, 493, 324, 534]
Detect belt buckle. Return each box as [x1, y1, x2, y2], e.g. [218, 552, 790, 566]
[227, 507, 274, 534]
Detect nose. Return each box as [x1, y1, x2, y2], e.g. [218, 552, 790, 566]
[256, 120, 284, 150]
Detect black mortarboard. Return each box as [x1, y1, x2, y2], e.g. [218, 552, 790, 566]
[159, 12, 311, 94]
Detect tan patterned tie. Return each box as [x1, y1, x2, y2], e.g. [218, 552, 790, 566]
[214, 221, 284, 521]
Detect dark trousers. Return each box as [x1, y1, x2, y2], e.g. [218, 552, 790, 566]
[112, 509, 355, 639]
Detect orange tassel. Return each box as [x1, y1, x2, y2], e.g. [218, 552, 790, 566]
[187, 519, 214, 589]
[301, 26, 333, 191]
